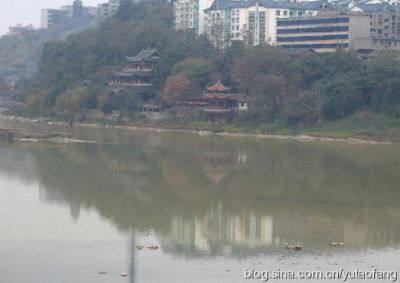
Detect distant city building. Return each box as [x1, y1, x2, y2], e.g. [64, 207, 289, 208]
[97, 0, 142, 18]
[85, 6, 99, 18]
[97, 3, 111, 18]
[61, 5, 74, 17]
[8, 24, 35, 35]
[204, 0, 327, 48]
[41, 9, 69, 29]
[62, 4, 98, 19]
[41, 2, 99, 29]
[109, 0, 122, 15]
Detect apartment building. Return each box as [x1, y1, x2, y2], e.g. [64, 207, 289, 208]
[349, 1, 400, 49]
[276, 12, 370, 51]
[205, 0, 326, 48]
[275, 0, 400, 53]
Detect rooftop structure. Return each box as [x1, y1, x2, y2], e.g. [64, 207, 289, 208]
[280, 47, 317, 57]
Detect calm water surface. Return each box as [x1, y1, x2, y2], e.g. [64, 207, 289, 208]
[1, 122, 400, 282]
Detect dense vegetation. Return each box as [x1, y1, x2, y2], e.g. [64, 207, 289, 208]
[18, 0, 400, 134]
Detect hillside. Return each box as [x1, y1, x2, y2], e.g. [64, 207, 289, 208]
[11, 0, 400, 140]
[0, 16, 97, 98]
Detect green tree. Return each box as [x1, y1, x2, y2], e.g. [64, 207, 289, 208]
[248, 74, 287, 122]
[232, 46, 287, 93]
[172, 57, 213, 90]
[56, 86, 90, 116]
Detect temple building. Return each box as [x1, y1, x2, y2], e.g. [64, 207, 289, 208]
[186, 80, 248, 123]
[108, 49, 160, 93]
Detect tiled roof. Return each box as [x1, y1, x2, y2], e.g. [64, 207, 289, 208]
[207, 0, 331, 11]
[125, 48, 160, 63]
[353, 2, 395, 12]
[280, 48, 317, 57]
[114, 71, 134, 77]
[207, 0, 398, 13]
[206, 79, 231, 92]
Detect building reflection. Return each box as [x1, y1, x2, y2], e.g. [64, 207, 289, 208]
[165, 206, 273, 256]
[128, 231, 138, 283]
[1, 129, 400, 258]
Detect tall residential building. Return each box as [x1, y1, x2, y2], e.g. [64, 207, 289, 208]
[97, 0, 128, 18]
[349, 1, 400, 40]
[174, 0, 214, 35]
[109, 0, 122, 15]
[205, 0, 326, 48]
[97, 3, 111, 18]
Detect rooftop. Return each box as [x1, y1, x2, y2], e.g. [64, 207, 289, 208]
[125, 49, 160, 63]
[207, 0, 333, 11]
[206, 79, 231, 93]
[280, 48, 317, 57]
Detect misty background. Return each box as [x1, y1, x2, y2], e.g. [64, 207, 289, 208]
[0, 0, 103, 36]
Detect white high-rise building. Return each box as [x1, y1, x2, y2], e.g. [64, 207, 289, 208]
[206, 0, 322, 48]
[97, 0, 125, 18]
[174, 0, 214, 35]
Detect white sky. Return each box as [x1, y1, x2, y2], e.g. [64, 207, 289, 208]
[0, 0, 104, 36]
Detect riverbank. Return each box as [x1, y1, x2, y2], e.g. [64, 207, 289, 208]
[0, 113, 397, 145]
[0, 127, 95, 144]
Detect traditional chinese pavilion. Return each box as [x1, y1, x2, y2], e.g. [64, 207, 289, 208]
[183, 79, 248, 123]
[199, 80, 248, 123]
[108, 48, 160, 91]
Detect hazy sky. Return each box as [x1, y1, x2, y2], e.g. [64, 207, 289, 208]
[0, 0, 104, 36]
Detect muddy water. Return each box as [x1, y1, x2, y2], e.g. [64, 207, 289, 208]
[1, 123, 399, 282]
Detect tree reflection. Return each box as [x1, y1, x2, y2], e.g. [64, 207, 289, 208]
[1, 131, 400, 257]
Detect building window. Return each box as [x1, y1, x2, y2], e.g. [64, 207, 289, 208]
[276, 10, 281, 16]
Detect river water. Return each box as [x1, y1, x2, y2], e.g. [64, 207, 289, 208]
[0, 122, 399, 282]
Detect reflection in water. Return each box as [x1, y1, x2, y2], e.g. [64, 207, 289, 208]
[1, 129, 400, 263]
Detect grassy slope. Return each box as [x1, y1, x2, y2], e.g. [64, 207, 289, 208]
[93, 112, 400, 141]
